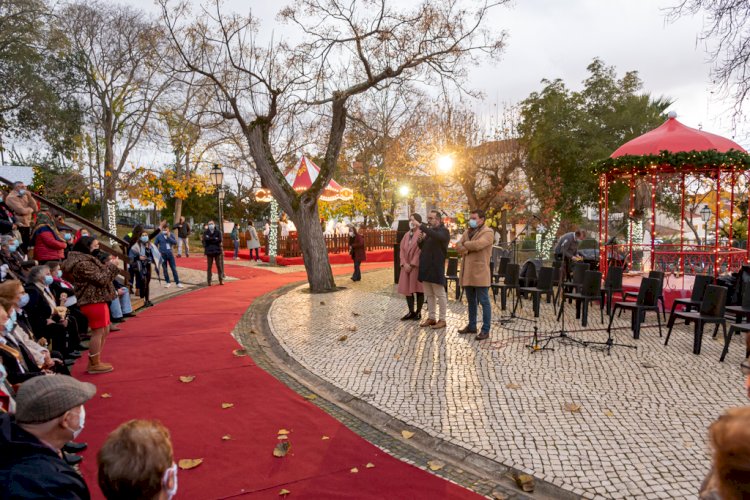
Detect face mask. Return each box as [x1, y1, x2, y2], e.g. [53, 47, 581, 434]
[8, 245, 17, 253]
[18, 293, 29, 308]
[140, 236, 149, 242]
[69, 406, 85, 439]
[44, 275, 54, 286]
[10, 309, 16, 322]
[208, 224, 215, 231]
[18, 189, 26, 196]
[349, 231, 354, 237]
[162, 230, 169, 235]
[81, 232, 89, 237]
[409, 221, 417, 229]
[162, 463, 178, 500]
[468, 219, 478, 229]
[4, 317, 13, 333]
[63, 233, 72, 241]
[56, 270, 62, 278]
[0, 197, 4, 203]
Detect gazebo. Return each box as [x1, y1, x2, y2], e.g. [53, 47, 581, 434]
[594, 113, 750, 280]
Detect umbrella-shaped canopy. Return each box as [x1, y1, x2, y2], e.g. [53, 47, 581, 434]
[611, 114, 746, 157]
[255, 156, 353, 202]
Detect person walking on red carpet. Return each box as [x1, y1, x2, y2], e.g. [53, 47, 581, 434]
[204, 221, 224, 286]
[398, 213, 424, 321]
[63, 236, 122, 374]
[247, 220, 260, 262]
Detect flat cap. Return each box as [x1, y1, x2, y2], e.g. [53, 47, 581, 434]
[15, 375, 96, 424]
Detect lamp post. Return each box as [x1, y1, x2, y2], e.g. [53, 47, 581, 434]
[209, 164, 224, 227]
[700, 204, 711, 246]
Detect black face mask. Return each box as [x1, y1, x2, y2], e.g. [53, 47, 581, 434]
[91, 249, 101, 257]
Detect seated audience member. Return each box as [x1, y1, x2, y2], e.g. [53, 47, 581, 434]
[0, 280, 68, 375]
[47, 261, 89, 338]
[96, 252, 133, 324]
[0, 298, 43, 385]
[705, 406, 750, 500]
[0, 190, 16, 235]
[0, 375, 94, 498]
[57, 223, 75, 258]
[23, 265, 82, 362]
[0, 363, 14, 413]
[29, 212, 67, 265]
[0, 235, 31, 281]
[98, 419, 177, 500]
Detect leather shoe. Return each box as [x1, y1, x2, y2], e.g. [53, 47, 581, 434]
[457, 325, 478, 334]
[401, 312, 416, 321]
[419, 318, 437, 327]
[475, 331, 490, 340]
[111, 317, 125, 323]
[122, 312, 136, 318]
[431, 320, 447, 329]
[63, 441, 88, 453]
[67, 351, 82, 359]
[63, 452, 82, 465]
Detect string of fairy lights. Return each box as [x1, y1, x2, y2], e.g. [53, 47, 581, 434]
[536, 213, 561, 259]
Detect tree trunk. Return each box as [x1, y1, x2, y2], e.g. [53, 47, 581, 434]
[290, 197, 336, 292]
[174, 198, 183, 225]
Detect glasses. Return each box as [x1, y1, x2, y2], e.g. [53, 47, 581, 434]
[742, 359, 750, 376]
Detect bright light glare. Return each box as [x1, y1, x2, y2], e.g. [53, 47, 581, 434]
[399, 185, 410, 197]
[437, 155, 454, 173]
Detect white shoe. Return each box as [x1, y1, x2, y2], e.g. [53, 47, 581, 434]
[164, 283, 172, 288]
[176, 283, 184, 288]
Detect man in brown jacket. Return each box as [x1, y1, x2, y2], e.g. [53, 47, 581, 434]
[456, 209, 495, 340]
[5, 182, 37, 251]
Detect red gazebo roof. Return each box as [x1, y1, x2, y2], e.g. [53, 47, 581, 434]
[611, 115, 746, 157]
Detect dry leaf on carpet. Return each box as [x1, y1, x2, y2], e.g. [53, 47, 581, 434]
[222, 435, 232, 441]
[350, 467, 359, 473]
[101, 393, 112, 398]
[505, 383, 521, 390]
[321, 435, 330, 440]
[347, 325, 357, 332]
[179, 375, 195, 383]
[178, 458, 203, 470]
[277, 435, 288, 440]
[604, 409, 614, 417]
[232, 349, 248, 357]
[427, 460, 445, 471]
[362, 368, 372, 374]
[278, 429, 290, 435]
[563, 403, 582, 413]
[338, 335, 348, 341]
[303, 394, 317, 400]
[273, 441, 291, 458]
[366, 463, 375, 468]
[221, 403, 234, 409]
[401, 430, 414, 439]
[279, 489, 290, 496]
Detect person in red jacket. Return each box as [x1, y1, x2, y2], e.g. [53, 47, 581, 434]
[30, 212, 67, 264]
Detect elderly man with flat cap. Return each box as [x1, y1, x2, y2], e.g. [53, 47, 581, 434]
[0, 375, 95, 499]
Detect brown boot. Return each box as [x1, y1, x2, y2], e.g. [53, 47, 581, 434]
[419, 318, 437, 327]
[87, 353, 113, 374]
[431, 320, 447, 329]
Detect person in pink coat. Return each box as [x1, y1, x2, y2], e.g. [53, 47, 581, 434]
[397, 213, 425, 320]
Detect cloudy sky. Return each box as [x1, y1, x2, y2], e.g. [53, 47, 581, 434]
[130, 0, 744, 144]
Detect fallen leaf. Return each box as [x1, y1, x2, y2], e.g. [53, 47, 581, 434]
[178, 458, 203, 470]
[366, 462, 375, 468]
[338, 335, 348, 342]
[350, 467, 359, 473]
[491, 490, 508, 500]
[222, 435, 232, 441]
[347, 325, 357, 332]
[249, 329, 258, 335]
[277, 429, 290, 435]
[427, 460, 445, 471]
[512, 473, 535, 492]
[232, 348, 248, 357]
[362, 368, 372, 374]
[179, 375, 195, 383]
[273, 441, 291, 458]
[303, 394, 318, 400]
[321, 435, 330, 440]
[352, 312, 360, 317]
[394, 354, 401, 360]
[101, 393, 112, 398]
[563, 402, 582, 413]
[320, 301, 326, 305]
[604, 409, 614, 417]
[222, 403, 234, 409]
[505, 383, 521, 390]
[279, 489, 290, 496]
[277, 435, 288, 440]
[401, 430, 414, 439]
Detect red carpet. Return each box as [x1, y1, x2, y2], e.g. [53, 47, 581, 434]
[71, 260, 478, 499]
[225, 248, 394, 266]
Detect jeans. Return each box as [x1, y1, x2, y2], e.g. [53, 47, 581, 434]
[465, 286, 491, 333]
[233, 240, 239, 258]
[352, 260, 362, 281]
[207, 254, 224, 284]
[178, 237, 190, 256]
[161, 252, 180, 284]
[110, 288, 133, 319]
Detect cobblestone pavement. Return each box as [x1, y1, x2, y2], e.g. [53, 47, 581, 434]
[268, 268, 748, 500]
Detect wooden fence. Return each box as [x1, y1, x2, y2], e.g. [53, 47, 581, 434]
[225, 229, 397, 258]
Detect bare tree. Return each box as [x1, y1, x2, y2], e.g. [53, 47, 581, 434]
[61, 1, 171, 230]
[160, 0, 508, 292]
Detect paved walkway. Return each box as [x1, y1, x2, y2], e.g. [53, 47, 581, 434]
[268, 268, 747, 499]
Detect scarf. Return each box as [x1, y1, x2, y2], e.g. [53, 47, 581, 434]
[31, 211, 64, 244]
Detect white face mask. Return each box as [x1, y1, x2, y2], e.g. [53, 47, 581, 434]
[68, 406, 85, 439]
[409, 221, 417, 229]
[162, 462, 178, 500]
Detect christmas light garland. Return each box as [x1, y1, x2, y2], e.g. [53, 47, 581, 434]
[536, 213, 561, 259]
[592, 149, 750, 175]
[269, 199, 279, 259]
[106, 200, 118, 246]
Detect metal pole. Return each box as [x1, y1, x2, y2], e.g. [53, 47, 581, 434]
[730, 169, 736, 245]
[650, 173, 657, 272]
[604, 174, 610, 272]
[715, 169, 721, 278]
[598, 175, 604, 274]
[629, 175, 635, 269]
[680, 173, 685, 276]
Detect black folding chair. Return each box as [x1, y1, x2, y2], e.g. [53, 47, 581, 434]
[563, 262, 590, 297]
[665, 284, 728, 355]
[558, 270, 603, 327]
[445, 257, 462, 301]
[623, 270, 666, 321]
[726, 282, 750, 324]
[720, 322, 750, 362]
[600, 266, 626, 317]
[667, 274, 713, 326]
[519, 266, 556, 318]
[608, 277, 662, 339]
[493, 257, 509, 284]
[492, 263, 520, 311]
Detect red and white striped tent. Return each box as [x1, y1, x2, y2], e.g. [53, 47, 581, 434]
[256, 156, 353, 202]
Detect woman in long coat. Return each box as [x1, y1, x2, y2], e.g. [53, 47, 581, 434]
[397, 213, 424, 320]
[348, 225, 366, 281]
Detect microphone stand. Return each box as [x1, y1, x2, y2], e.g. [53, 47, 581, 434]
[540, 246, 587, 349]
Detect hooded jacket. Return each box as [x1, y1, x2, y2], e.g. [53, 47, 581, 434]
[0, 413, 90, 499]
[61, 251, 119, 306]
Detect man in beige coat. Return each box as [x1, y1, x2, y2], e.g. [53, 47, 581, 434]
[456, 209, 495, 340]
[5, 182, 37, 251]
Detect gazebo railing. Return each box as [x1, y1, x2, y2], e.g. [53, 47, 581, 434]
[271, 230, 397, 258]
[604, 243, 747, 276]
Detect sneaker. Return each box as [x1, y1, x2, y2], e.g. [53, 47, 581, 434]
[431, 320, 447, 329]
[176, 283, 184, 288]
[164, 283, 171, 288]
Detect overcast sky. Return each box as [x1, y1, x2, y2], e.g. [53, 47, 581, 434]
[129, 0, 744, 145]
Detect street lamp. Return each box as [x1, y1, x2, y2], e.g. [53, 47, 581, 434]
[398, 184, 410, 197]
[700, 204, 711, 245]
[209, 164, 224, 187]
[436, 154, 454, 174]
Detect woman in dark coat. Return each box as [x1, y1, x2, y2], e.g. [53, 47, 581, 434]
[348, 225, 366, 282]
[203, 220, 224, 286]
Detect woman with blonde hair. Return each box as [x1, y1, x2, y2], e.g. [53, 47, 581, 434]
[704, 406, 750, 499]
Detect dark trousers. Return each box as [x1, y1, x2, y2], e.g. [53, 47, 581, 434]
[207, 254, 224, 284]
[249, 248, 259, 260]
[161, 252, 179, 284]
[352, 260, 362, 281]
[18, 226, 30, 252]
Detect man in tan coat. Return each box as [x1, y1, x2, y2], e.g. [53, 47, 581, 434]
[456, 209, 495, 340]
[5, 182, 37, 251]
